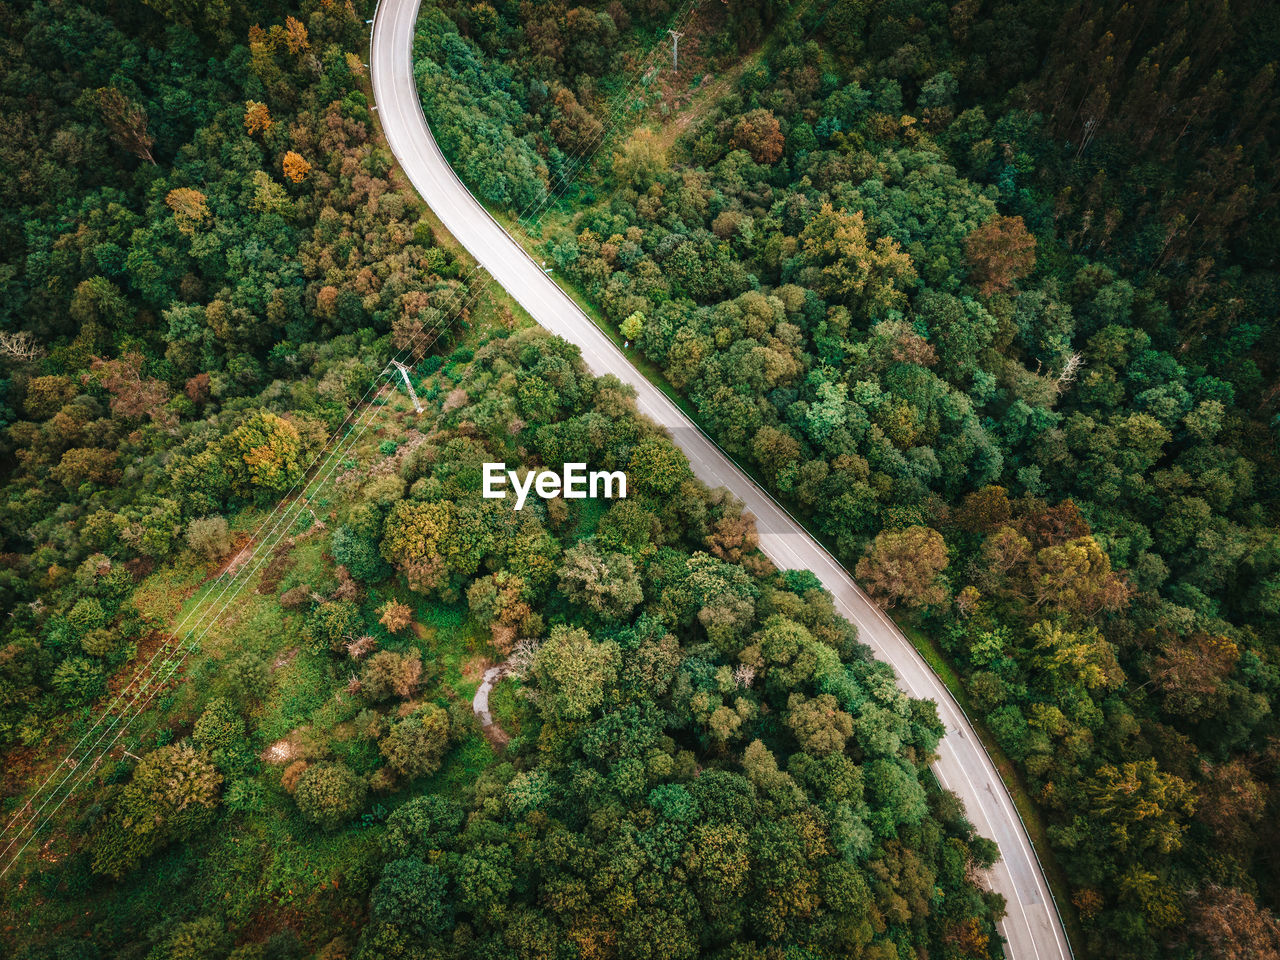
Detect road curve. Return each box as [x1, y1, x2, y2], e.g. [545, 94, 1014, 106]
[369, 3, 1073, 958]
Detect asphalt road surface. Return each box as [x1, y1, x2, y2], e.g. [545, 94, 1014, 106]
[369, 3, 1074, 958]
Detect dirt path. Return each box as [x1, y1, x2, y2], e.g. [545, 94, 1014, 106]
[471, 664, 509, 748]
[651, 51, 758, 154]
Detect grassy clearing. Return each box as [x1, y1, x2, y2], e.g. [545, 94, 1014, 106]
[2, 354, 513, 950]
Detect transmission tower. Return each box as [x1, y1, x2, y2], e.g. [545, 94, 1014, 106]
[387, 360, 423, 413]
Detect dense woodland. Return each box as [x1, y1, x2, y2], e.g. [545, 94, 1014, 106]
[0, 1, 1013, 959]
[408, 1, 1280, 959]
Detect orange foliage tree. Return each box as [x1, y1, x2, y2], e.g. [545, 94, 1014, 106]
[731, 108, 785, 163]
[283, 150, 311, 183]
[243, 100, 273, 135]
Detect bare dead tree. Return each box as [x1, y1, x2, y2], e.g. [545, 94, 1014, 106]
[0, 330, 44, 362]
[1057, 352, 1086, 393]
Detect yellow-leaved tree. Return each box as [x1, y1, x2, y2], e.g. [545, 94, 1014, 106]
[798, 202, 916, 318]
[165, 187, 209, 234]
[221, 411, 304, 500]
[282, 150, 311, 183]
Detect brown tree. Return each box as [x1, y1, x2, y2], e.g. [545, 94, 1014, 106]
[51, 448, 121, 491]
[379, 600, 413, 634]
[361, 650, 423, 701]
[391, 314, 428, 361]
[705, 513, 759, 564]
[856, 525, 950, 608]
[88, 353, 174, 427]
[1195, 759, 1266, 847]
[1187, 885, 1280, 960]
[283, 16, 309, 54]
[953, 485, 1012, 533]
[1020, 498, 1090, 547]
[95, 87, 154, 164]
[731, 109, 785, 163]
[964, 215, 1036, 296]
[184, 373, 211, 403]
[550, 87, 604, 156]
[1149, 633, 1240, 719]
[467, 571, 534, 655]
[345, 635, 378, 659]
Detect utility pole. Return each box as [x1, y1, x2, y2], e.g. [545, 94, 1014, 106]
[668, 29, 683, 71]
[387, 360, 423, 413]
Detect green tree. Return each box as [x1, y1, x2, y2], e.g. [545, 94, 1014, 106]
[186, 516, 231, 561]
[558, 541, 643, 621]
[1031, 536, 1131, 616]
[1083, 759, 1196, 856]
[304, 600, 362, 654]
[370, 858, 455, 939]
[294, 762, 366, 830]
[192, 698, 245, 751]
[92, 744, 222, 877]
[379, 705, 451, 778]
[530, 625, 618, 721]
[628, 437, 692, 496]
[786, 693, 854, 755]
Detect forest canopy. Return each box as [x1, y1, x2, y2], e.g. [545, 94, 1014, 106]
[2, 1, 1005, 958]
[0, 0, 1278, 959]
[407, 1, 1280, 958]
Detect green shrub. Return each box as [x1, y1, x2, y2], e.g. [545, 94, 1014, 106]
[332, 526, 390, 583]
[303, 600, 362, 654]
[378, 705, 451, 778]
[187, 515, 232, 561]
[66, 597, 107, 635]
[193, 698, 245, 751]
[225, 653, 272, 704]
[52, 657, 105, 704]
[294, 762, 366, 830]
[160, 916, 226, 960]
[92, 744, 222, 878]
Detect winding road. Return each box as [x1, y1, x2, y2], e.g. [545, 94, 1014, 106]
[369, 3, 1073, 958]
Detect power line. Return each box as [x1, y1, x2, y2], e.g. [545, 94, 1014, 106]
[0, 0, 707, 880]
